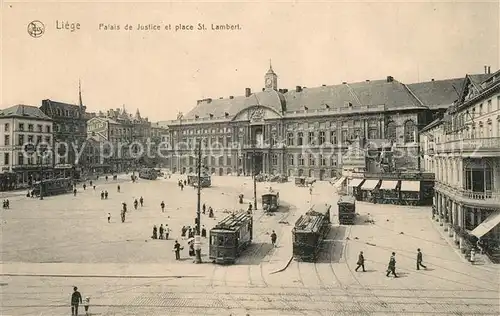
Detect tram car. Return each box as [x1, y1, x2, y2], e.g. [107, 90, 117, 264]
[139, 168, 158, 180]
[187, 173, 212, 188]
[337, 195, 356, 225]
[32, 178, 73, 197]
[262, 191, 280, 212]
[209, 211, 253, 264]
[292, 204, 332, 262]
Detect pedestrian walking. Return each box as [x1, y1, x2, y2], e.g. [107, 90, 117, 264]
[470, 248, 476, 264]
[159, 224, 164, 240]
[202, 203, 206, 214]
[181, 226, 187, 238]
[70, 286, 82, 316]
[386, 252, 398, 277]
[107, 212, 111, 223]
[134, 199, 138, 210]
[164, 224, 170, 240]
[83, 183, 86, 190]
[93, 185, 96, 190]
[117, 185, 120, 193]
[416, 248, 427, 270]
[270, 230, 277, 247]
[174, 240, 182, 260]
[89, 180, 93, 186]
[161, 201, 165, 212]
[355, 251, 366, 272]
[139, 196, 144, 207]
[180, 183, 184, 191]
[152, 225, 158, 239]
[100, 191, 104, 200]
[201, 225, 207, 237]
[73, 188, 77, 196]
[105, 175, 108, 181]
[83, 296, 90, 316]
[104, 190, 108, 199]
[248, 203, 253, 211]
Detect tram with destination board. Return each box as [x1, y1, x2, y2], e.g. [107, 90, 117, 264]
[209, 211, 253, 264]
[292, 204, 331, 262]
[262, 190, 280, 212]
[337, 195, 356, 225]
[187, 173, 211, 188]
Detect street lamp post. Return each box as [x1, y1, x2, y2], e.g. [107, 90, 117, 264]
[252, 137, 257, 211]
[39, 144, 48, 200]
[195, 140, 202, 264]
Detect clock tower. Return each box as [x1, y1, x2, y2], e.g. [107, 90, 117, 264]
[264, 60, 278, 90]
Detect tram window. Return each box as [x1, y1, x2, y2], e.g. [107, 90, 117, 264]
[210, 235, 216, 245]
[218, 236, 225, 246]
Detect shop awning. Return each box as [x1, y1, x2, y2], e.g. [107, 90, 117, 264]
[333, 176, 346, 188]
[470, 211, 500, 238]
[380, 180, 398, 190]
[348, 178, 363, 187]
[400, 181, 420, 192]
[361, 179, 379, 190]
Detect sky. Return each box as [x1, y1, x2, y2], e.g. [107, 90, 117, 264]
[1, 0, 499, 121]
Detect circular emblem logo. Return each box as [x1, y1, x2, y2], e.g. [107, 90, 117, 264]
[27, 20, 44, 38]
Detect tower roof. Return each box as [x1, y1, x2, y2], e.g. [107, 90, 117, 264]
[266, 59, 276, 75]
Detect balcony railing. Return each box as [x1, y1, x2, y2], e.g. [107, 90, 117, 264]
[435, 182, 500, 201]
[435, 137, 500, 153]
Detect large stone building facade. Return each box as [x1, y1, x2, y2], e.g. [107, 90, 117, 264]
[0, 105, 53, 189]
[160, 64, 474, 179]
[420, 68, 500, 261]
[39, 84, 89, 171]
[86, 107, 151, 172]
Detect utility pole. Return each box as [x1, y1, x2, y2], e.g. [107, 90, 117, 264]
[195, 140, 202, 264]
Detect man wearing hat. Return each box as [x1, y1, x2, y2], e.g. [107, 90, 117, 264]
[71, 286, 82, 316]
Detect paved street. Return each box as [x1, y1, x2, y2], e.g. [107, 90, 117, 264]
[1, 176, 499, 315]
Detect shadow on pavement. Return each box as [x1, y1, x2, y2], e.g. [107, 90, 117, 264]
[316, 226, 348, 263]
[236, 243, 275, 265]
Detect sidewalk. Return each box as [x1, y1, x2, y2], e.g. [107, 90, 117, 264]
[0, 262, 210, 278]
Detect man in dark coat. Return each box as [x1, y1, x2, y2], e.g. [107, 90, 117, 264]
[174, 240, 181, 260]
[71, 286, 82, 316]
[386, 252, 398, 277]
[417, 248, 427, 270]
[355, 251, 366, 272]
[270, 230, 277, 247]
[202, 203, 206, 214]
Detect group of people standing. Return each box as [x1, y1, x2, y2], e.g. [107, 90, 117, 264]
[354, 249, 428, 277]
[152, 224, 170, 239]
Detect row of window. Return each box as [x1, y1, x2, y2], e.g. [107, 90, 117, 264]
[175, 154, 338, 167]
[2, 123, 51, 133]
[450, 96, 500, 131]
[1, 152, 50, 166]
[54, 123, 84, 134]
[181, 127, 232, 136]
[285, 120, 377, 130]
[3, 135, 52, 146]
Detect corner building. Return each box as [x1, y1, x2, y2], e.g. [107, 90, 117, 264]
[162, 64, 475, 179]
[420, 69, 500, 262]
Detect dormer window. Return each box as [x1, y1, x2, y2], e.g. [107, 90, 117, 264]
[195, 115, 199, 120]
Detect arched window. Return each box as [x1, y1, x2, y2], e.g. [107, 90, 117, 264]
[403, 120, 416, 143]
[385, 121, 397, 141]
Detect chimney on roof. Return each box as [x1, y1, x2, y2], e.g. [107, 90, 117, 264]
[431, 79, 435, 82]
[488, 66, 491, 74]
[484, 65, 488, 74]
[322, 84, 326, 87]
[283, 89, 288, 93]
[296, 86, 302, 92]
[224, 112, 229, 118]
[325, 104, 330, 109]
[245, 88, 251, 97]
[197, 100, 202, 105]
[386, 76, 394, 82]
[219, 97, 223, 99]
[342, 81, 347, 84]
[209, 113, 214, 119]
[365, 80, 370, 82]
[229, 96, 234, 99]
[303, 106, 308, 111]
[195, 115, 199, 120]
[207, 98, 212, 103]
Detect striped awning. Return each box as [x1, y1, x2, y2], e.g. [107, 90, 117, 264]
[348, 178, 363, 187]
[380, 180, 398, 190]
[400, 181, 420, 192]
[333, 176, 346, 188]
[470, 211, 500, 238]
[361, 179, 379, 190]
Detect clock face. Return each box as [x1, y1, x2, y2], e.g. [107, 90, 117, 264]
[266, 78, 273, 86]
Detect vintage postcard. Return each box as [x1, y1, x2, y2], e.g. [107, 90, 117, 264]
[1, 1, 499, 315]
